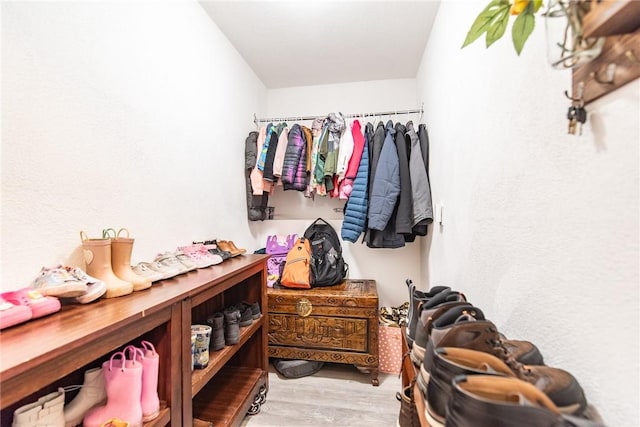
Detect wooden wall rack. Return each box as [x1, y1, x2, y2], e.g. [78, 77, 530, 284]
[571, 0, 640, 104]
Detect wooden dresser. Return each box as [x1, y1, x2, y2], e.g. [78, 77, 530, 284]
[267, 279, 379, 385]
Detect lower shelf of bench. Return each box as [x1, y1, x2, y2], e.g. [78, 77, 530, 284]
[192, 366, 267, 427]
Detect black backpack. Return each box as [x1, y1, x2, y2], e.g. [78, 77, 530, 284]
[303, 218, 348, 287]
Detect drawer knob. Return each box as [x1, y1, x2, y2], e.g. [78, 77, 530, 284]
[296, 298, 313, 317]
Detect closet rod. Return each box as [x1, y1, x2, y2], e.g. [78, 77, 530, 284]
[253, 104, 423, 125]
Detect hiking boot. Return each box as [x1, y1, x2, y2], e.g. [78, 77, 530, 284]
[223, 307, 241, 345]
[446, 375, 604, 427]
[206, 312, 225, 351]
[410, 290, 468, 366]
[425, 305, 544, 372]
[405, 279, 450, 347]
[424, 307, 584, 415]
[425, 347, 587, 426]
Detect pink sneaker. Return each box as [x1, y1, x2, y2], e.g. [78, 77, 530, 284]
[0, 296, 32, 330]
[1, 288, 61, 319]
[177, 244, 222, 268]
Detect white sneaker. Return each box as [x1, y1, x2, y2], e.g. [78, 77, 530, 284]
[173, 252, 199, 272]
[140, 261, 182, 280]
[31, 267, 88, 298]
[154, 252, 193, 276]
[133, 262, 166, 282]
[65, 267, 107, 304]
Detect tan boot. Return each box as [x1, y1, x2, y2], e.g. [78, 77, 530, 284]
[81, 231, 133, 298]
[106, 229, 151, 292]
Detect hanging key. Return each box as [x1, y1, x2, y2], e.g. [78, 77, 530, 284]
[567, 106, 577, 135]
[575, 106, 587, 136]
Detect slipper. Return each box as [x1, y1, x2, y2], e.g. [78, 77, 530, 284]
[0, 297, 32, 330]
[2, 288, 61, 319]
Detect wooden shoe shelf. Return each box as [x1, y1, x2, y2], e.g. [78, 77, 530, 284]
[0, 254, 269, 427]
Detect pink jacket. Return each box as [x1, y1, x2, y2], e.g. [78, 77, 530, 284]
[339, 120, 365, 200]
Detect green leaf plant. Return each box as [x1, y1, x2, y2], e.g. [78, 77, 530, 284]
[463, 0, 543, 55]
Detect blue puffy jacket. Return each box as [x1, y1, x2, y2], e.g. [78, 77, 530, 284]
[341, 134, 370, 242]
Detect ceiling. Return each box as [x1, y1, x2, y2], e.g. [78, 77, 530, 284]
[200, 1, 441, 89]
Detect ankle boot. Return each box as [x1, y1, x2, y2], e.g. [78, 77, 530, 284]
[206, 312, 226, 351]
[104, 229, 151, 292]
[223, 307, 241, 345]
[447, 376, 605, 427]
[131, 342, 160, 422]
[12, 389, 65, 427]
[63, 367, 107, 427]
[80, 232, 132, 299]
[405, 280, 451, 348]
[83, 351, 143, 427]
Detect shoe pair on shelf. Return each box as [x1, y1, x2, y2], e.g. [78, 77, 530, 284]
[205, 302, 261, 350]
[13, 341, 161, 427]
[194, 239, 247, 260]
[32, 265, 107, 304]
[0, 264, 110, 330]
[177, 243, 223, 268]
[80, 228, 152, 299]
[0, 290, 60, 330]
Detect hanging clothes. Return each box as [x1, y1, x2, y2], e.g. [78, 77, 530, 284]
[411, 123, 434, 236]
[271, 125, 290, 181]
[256, 123, 274, 171]
[323, 112, 345, 194]
[367, 120, 399, 231]
[341, 128, 370, 242]
[263, 123, 287, 193]
[281, 124, 307, 192]
[339, 119, 365, 200]
[367, 122, 386, 204]
[365, 120, 405, 249]
[394, 122, 414, 239]
[250, 126, 268, 195]
[336, 119, 355, 186]
[245, 131, 268, 221]
[313, 123, 329, 196]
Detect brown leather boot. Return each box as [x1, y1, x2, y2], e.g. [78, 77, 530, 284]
[424, 307, 586, 415]
[446, 375, 604, 427]
[416, 303, 543, 400]
[424, 347, 587, 426]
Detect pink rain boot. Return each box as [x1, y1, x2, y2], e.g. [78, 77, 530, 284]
[83, 351, 142, 427]
[125, 342, 160, 422]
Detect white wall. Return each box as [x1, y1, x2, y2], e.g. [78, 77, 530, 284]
[418, 2, 639, 425]
[1, 1, 267, 291]
[256, 79, 423, 307]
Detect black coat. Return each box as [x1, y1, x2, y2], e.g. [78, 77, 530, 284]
[394, 122, 413, 238]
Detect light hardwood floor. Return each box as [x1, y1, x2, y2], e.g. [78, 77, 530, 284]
[241, 362, 401, 427]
